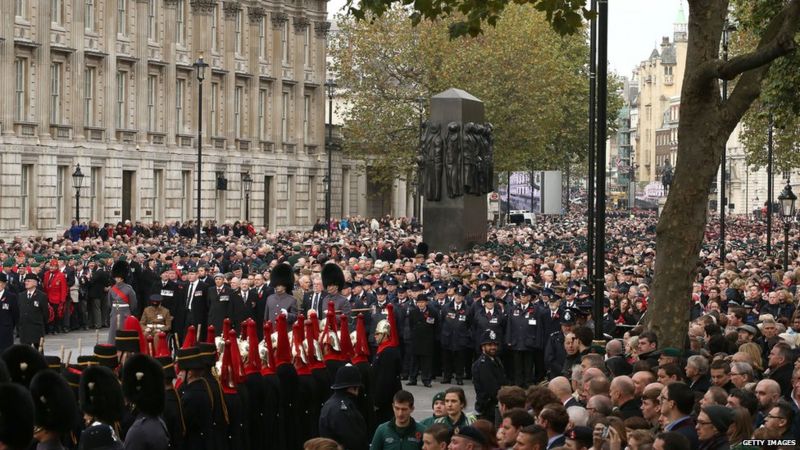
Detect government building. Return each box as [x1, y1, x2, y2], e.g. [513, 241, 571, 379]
[0, 0, 374, 238]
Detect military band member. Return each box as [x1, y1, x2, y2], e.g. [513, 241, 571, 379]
[108, 260, 137, 344]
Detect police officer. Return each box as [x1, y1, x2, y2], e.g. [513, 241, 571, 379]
[505, 286, 541, 387]
[0, 273, 19, 352]
[472, 295, 505, 354]
[472, 328, 507, 421]
[319, 364, 368, 450]
[440, 285, 472, 385]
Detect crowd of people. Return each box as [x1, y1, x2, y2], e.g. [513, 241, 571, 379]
[0, 210, 799, 450]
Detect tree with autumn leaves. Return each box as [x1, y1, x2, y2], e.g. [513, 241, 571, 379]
[330, 4, 620, 187]
[345, 0, 800, 348]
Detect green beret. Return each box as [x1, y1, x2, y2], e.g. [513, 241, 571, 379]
[31, 262, 41, 268]
[432, 392, 446, 406]
[661, 347, 682, 358]
[2, 259, 14, 267]
[34, 255, 47, 263]
[118, 255, 127, 262]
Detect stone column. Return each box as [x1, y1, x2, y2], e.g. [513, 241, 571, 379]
[36, 0, 52, 138]
[314, 21, 330, 148]
[248, 8, 264, 142]
[104, 0, 120, 140]
[271, 12, 287, 152]
[190, 0, 216, 225]
[135, 0, 149, 143]
[163, 0, 179, 146]
[222, 1, 240, 151]
[71, 0, 87, 139]
[0, 3, 14, 134]
[293, 16, 308, 150]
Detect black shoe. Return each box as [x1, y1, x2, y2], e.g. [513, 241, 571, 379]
[441, 378, 451, 384]
[423, 382, 432, 388]
[406, 380, 417, 386]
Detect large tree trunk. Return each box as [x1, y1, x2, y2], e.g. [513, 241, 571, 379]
[646, 0, 800, 347]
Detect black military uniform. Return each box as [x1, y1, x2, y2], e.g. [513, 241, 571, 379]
[177, 346, 214, 450]
[157, 272, 179, 323]
[505, 294, 541, 387]
[319, 365, 368, 450]
[472, 328, 507, 421]
[0, 273, 19, 352]
[472, 296, 505, 353]
[440, 286, 472, 384]
[207, 274, 237, 331]
[18, 273, 49, 347]
[121, 354, 170, 450]
[407, 295, 437, 387]
[156, 353, 185, 450]
[543, 308, 575, 380]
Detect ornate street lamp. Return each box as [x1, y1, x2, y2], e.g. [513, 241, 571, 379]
[72, 164, 85, 223]
[778, 182, 796, 271]
[242, 171, 253, 222]
[193, 54, 208, 240]
[324, 79, 337, 231]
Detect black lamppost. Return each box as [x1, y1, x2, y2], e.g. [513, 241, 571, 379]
[242, 171, 253, 222]
[193, 54, 208, 241]
[720, 21, 735, 262]
[778, 182, 796, 271]
[72, 164, 85, 223]
[324, 79, 336, 230]
[767, 114, 774, 255]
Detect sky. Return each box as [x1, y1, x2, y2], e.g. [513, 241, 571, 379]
[326, 0, 689, 77]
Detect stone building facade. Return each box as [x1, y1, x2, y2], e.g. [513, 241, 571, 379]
[0, 0, 369, 238]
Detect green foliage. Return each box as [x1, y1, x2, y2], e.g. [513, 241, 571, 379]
[346, 0, 592, 38]
[733, 0, 800, 171]
[331, 5, 621, 184]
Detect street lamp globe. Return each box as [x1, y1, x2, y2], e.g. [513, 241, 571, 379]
[72, 164, 85, 189]
[242, 172, 253, 194]
[778, 183, 797, 219]
[193, 54, 208, 82]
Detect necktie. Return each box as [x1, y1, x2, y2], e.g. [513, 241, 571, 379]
[243, 291, 247, 303]
[28, 291, 32, 300]
[187, 284, 194, 308]
[312, 293, 319, 312]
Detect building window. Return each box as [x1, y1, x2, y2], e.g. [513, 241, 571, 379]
[90, 167, 101, 221]
[16, 0, 27, 19]
[259, 20, 267, 59]
[50, 63, 62, 124]
[234, 86, 243, 138]
[181, 170, 191, 219]
[258, 88, 268, 140]
[282, 21, 290, 65]
[116, 70, 127, 128]
[303, 94, 311, 142]
[21, 165, 32, 227]
[56, 166, 66, 225]
[210, 82, 219, 135]
[51, 0, 62, 25]
[153, 170, 163, 221]
[117, 0, 127, 36]
[304, 26, 311, 68]
[211, 6, 219, 52]
[84, 67, 96, 126]
[148, 74, 157, 131]
[235, 11, 243, 55]
[176, 78, 185, 133]
[176, 0, 185, 44]
[14, 58, 27, 121]
[85, 0, 95, 31]
[148, 0, 157, 39]
[281, 92, 289, 142]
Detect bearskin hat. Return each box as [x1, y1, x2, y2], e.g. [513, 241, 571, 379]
[79, 365, 124, 424]
[30, 370, 79, 434]
[321, 263, 345, 291]
[0, 383, 34, 450]
[270, 263, 294, 294]
[111, 260, 128, 280]
[121, 354, 165, 417]
[1, 344, 48, 388]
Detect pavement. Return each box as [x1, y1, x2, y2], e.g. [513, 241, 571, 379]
[31, 329, 478, 421]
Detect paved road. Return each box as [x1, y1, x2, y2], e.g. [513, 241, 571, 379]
[30, 329, 478, 420]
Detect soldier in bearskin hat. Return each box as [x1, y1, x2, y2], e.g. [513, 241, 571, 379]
[154, 332, 184, 450]
[79, 365, 125, 449]
[2, 343, 48, 388]
[30, 369, 80, 450]
[265, 263, 298, 324]
[176, 344, 213, 450]
[108, 260, 137, 344]
[0, 382, 35, 450]
[121, 354, 170, 450]
[321, 263, 351, 317]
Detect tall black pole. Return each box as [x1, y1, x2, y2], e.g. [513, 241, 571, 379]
[530, 169, 535, 212]
[196, 82, 203, 241]
[767, 115, 774, 256]
[587, 0, 597, 283]
[506, 171, 511, 223]
[593, 0, 608, 341]
[325, 82, 334, 230]
[415, 97, 424, 221]
[720, 26, 729, 262]
[784, 221, 790, 271]
[75, 189, 81, 224]
[245, 192, 250, 222]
